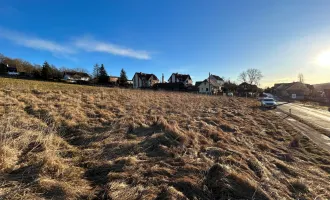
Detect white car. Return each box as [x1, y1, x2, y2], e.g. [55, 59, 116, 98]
[261, 98, 277, 109]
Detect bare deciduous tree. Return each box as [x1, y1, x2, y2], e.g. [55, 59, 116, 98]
[298, 73, 304, 83]
[246, 68, 263, 85]
[238, 71, 247, 83]
[239, 68, 263, 85]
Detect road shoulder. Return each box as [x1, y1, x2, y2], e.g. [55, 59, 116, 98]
[274, 110, 330, 152]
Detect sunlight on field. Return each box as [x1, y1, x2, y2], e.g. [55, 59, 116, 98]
[0, 77, 330, 199]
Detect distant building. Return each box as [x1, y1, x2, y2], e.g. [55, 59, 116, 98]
[195, 81, 203, 87]
[168, 73, 193, 86]
[198, 80, 223, 95]
[108, 76, 119, 85]
[237, 82, 259, 97]
[63, 72, 90, 83]
[132, 72, 159, 88]
[274, 82, 312, 100]
[197, 74, 224, 94]
[209, 74, 224, 86]
[0, 63, 19, 76]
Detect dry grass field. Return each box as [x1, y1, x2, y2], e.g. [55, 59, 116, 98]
[0, 78, 330, 200]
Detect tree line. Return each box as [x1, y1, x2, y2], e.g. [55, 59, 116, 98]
[0, 53, 88, 79]
[0, 53, 129, 85]
[92, 63, 128, 86]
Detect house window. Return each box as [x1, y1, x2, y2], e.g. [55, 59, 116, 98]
[206, 88, 209, 92]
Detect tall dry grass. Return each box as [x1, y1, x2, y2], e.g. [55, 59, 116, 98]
[0, 77, 330, 199]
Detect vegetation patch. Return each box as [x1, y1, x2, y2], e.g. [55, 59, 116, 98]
[0, 78, 330, 199]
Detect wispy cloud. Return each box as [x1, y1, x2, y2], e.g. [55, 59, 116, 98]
[0, 28, 75, 54]
[0, 28, 152, 61]
[74, 36, 151, 60]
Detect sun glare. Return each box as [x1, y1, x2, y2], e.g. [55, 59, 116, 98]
[316, 51, 330, 67]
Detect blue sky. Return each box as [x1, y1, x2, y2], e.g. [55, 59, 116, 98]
[1, 0, 330, 87]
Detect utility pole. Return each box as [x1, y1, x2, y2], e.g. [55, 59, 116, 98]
[209, 72, 211, 95]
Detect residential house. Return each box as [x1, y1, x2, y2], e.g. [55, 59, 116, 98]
[274, 82, 312, 100]
[132, 72, 159, 88]
[197, 74, 224, 94]
[109, 76, 119, 85]
[274, 83, 294, 97]
[7, 66, 19, 76]
[237, 82, 258, 97]
[168, 73, 193, 86]
[195, 81, 203, 87]
[127, 80, 133, 85]
[209, 74, 224, 86]
[198, 79, 222, 95]
[63, 72, 90, 83]
[0, 63, 19, 76]
[286, 82, 311, 99]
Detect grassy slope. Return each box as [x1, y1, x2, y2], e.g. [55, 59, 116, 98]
[0, 78, 330, 200]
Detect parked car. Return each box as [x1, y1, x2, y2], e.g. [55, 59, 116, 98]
[227, 92, 234, 97]
[261, 98, 277, 109]
[257, 93, 268, 101]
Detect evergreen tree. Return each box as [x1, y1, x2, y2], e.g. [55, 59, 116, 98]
[93, 63, 100, 79]
[0, 63, 7, 74]
[41, 61, 52, 80]
[119, 68, 128, 86]
[50, 65, 62, 80]
[98, 64, 108, 83]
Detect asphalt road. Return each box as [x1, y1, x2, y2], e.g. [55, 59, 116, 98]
[276, 100, 330, 131]
[262, 94, 330, 151]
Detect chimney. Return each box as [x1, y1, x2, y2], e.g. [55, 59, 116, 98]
[162, 73, 164, 83]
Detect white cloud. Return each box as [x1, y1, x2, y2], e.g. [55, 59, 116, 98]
[74, 36, 151, 60]
[0, 28, 152, 61]
[0, 28, 75, 54]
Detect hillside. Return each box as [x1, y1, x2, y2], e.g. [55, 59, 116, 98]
[314, 82, 330, 91]
[0, 78, 330, 200]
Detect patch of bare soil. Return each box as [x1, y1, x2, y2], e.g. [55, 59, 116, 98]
[1, 78, 330, 199]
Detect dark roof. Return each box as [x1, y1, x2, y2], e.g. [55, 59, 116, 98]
[211, 75, 224, 81]
[201, 79, 222, 88]
[64, 71, 90, 77]
[195, 81, 203, 87]
[170, 73, 192, 82]
[1, 63, 17, 72]
[305, 84, 315, 90]
[135, 72, 159, 81]
[238, 82, 258, 89]
[275, 83, 295, 91]
[7, 67, 17, 72]
[274, 83, 285, 89]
